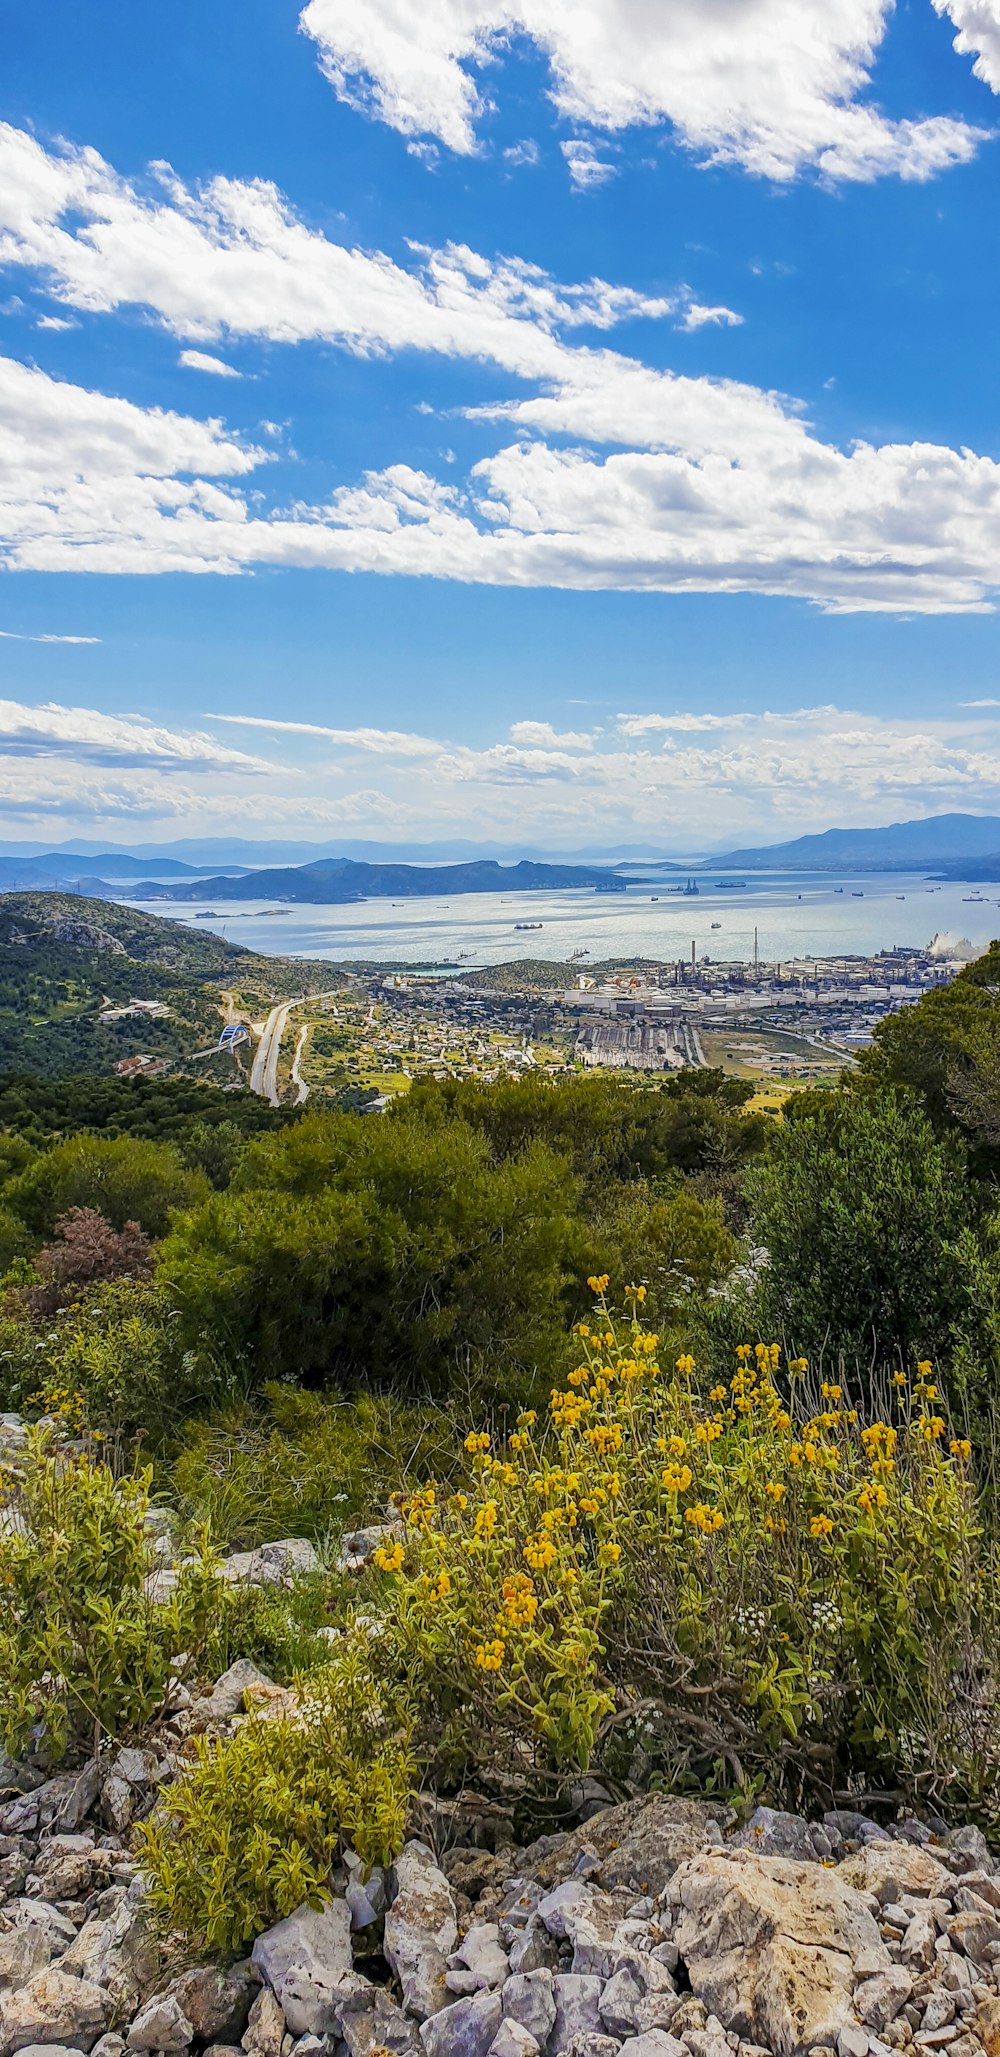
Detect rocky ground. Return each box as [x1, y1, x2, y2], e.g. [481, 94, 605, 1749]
[4, 1414, 1000, 2057]
[3, 1685, 1000, 2057]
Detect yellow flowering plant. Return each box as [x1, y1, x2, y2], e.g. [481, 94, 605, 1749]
[369, 1286, 992, 1809]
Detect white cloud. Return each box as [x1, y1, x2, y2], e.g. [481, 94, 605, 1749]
[0, 697, 273, 772]
[680, 301, 744, 332]
[503, 138, 541, 166]
[0, 629, 101, 643]
[932, 0, 1000, 92]
[509, 719, 596, 747]
[203, 711, 442, 756]
[7, 696, 1000, 841]
[561, 139, 617, 189]
[179, 348, 242, 376]
[2, 128, 1000, 612]
[0, 125, 668, 371]
[4, 350, 1000, 612]
[961, 696, 1000, 706]
[35, 314, 76, 331]
[299, 0, 987, 181]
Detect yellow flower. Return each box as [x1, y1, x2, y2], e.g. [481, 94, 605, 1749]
[567, 1366, 589, 1388]
[599, 1540, 621, 1565]
[666, 1434, 687, 1458]
[710, 1385, 727, 1403]
[765, 1480, 786, 1502]
[695, 1417, 724, 1445]
[685, 1502, 724, 1534]
[809, 1514, 834, 1538]
[917, 1359, 933, 1377]
[475, 1501, 498, 1537]
[464, 1431, 491, 1456]
[523, 1532, 557, 1571]
[426, 1570, 451, 1601]
[449, 1492, 468, 1512]
[509, 1434, 528, 1454]
[950, 1438, 972, 1461]
[473, 1638, 505, 1672]
[857, 1483, 887, 1514]
[676, 1353, 696, 1376]
[820, 1382, 842, 1401]
[517, 1410, 537, 1429]
[921, 1415, 946, 1441]
[502, 1573, 538, 1625]
[587, 1274, 609, 1294]
[661, 1463, 693, 1494]
[373, 1540, 405, 1573]
[764, 1515, 787, 1535]
[788, 1356, 808, 1374]
[891, 1371, 908, 1388]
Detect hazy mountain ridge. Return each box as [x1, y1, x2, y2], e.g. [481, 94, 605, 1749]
[711, 813, 1000, 871]
[125, 856, 633, 903]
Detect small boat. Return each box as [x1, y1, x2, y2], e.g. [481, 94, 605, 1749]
[711, 921, 722, 930]
[835, 887, 844, 894]
[852, 891, 864, 898]
[515, 921, 543, 931]
[896, 895, 905, 901]
[650, 896, 659, 902]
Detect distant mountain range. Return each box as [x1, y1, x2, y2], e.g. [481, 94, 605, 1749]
[123, 857, 631, 904]
[711, 814, 1000, 871]
[0, 836, 684, 868]
[935, 854, 1000, 882]
[0, 853, 248, 889]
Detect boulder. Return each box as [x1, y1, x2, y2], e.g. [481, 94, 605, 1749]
[0, 1970, 108, 2057]
[420, 1991, 502, 2057]
[617, 2036, 686, 2057]
[385, 1843, 459, 2022]
[448, 1927, 509, 1992]
[669, 1849, 888, 2057]
[251, 1899, 352, 2037]
[549, 1977, 605, 2055]
[500, 1973, 556, 2045]
[32, 1835, 97, 1901]
[336, 1979, 422, 2057]
[167, 1969, 255, 2045]
[241, 1989, 285, 2057]
[837, 1845, 952, 1904]
[125, 1996, 193, 2053]
[0, 1936, 50, 1998]
[853, 1971, 913, 2033]
[191, 1660, 275, 1729]
[525, 1796, 733, 1897]
[34, 1765, 101, 1834]
[729, 1810, 834, 1864]
[488, 2024, 538, 2057]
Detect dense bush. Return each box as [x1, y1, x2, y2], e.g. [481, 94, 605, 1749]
[859, 939, 1000, 1179]
[138, 1646, 412, 1954]
[0, 1279, 204, 1443]
[745, 1089, 975, 1369]
[19, 1208, 151, 1319]
[0, 1427, 219, 1760]
[370, 1289, 993, 1813]
[4, 1132, 210, 1241]
[158, 1112, 579, 1404]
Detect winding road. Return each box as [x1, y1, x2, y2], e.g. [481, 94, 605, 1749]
[249, 991, 341, 1106]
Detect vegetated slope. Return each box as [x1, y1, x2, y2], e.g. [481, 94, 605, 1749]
[0, 893, 336, 1079]
[934, 852, 1000, 882]
[712, 812, 1000, 871]
[127, 857, 631, 902]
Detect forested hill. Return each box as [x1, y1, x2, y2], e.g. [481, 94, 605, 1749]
[126, 856, 630, 902]
[0, 893, 335, 1079]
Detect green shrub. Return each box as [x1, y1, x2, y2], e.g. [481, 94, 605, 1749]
[370, 1292, 1000, 1815]
[157, 1112, 577, 1406]
[0, 1427, 220, 1760]
[746, 1088, 975, 1370]
[0, 1279, 221, 1444]
[138, 1646, 412, 1955]
[170, 1384, 458, 1549]
[6, 1132, 210, 1241]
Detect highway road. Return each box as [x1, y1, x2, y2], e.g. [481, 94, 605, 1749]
[249, 991, 341, 1106]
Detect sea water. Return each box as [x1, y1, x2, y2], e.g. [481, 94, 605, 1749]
[126, 867, 1000, 969]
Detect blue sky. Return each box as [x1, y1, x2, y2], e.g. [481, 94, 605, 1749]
[1, 0, 999, 850]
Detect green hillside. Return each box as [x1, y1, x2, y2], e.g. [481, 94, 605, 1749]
[0, 893, 337, 1080]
